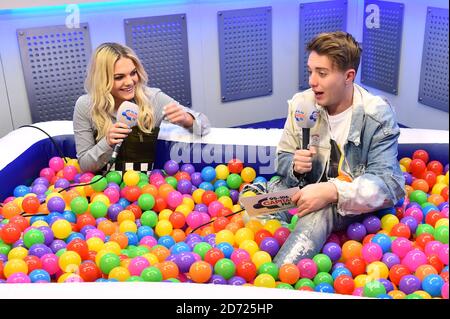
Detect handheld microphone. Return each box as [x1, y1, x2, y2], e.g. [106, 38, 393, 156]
[293, 96, 319, 149]
[109, 101, 139, 164]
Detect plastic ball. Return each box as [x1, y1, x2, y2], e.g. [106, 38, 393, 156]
[227, 159, 244, 174]
[322, 242, 342, 262]
[399, 274, 421, 294]
[215, 164, 229, 180]
[189, 261, 212, 283]
[214, 258, 236, 280]
[334, 275, 355, 295]
[297, 258, 318, 279]
[254, 273, 276, 288]
[201, 166, 216, 182]
[363, 280, 386, 298]
[240, 167, 256, 183]
[164, 160, 180, 176]
[226, 174, 243, 190]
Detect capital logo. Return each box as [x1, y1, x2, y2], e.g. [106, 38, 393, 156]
[310, 110, 319, 122]
[122, 109, 138, 122]
[294, 110, 306, 122]
[253, 196, 292, 209]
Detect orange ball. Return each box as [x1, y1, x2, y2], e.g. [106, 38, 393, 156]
[109, 233, 128, 249]
[341, 240, 363, 261]
[1, 202, 21, 219]
[278, 263, 300, 285]
[427, 194, 445, 206]
[158, 184, 175, 200]
[21, 196, 41, 215]
[390, 223, 411, 239]
[189, 261, 212, 283]
[171, 229, 186, 242]
[411, 179, 429, 193]
[155, 261, 179, 280]
[151, 245, 170, 262]
[404, 185, 414, 197]
[415, 264, 438, 281]
[141, 184, 158, 197]
[97, 220, 117, 236]
[225, 222, 241, 234]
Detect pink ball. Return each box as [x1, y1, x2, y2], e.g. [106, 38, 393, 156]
[438, 244, 449, 265]
[128, 256, 150, 276]
[186, 211, 203, 229]
[62, 165, 78, 181]
[207, 201, 224, 217]
[402, 249, 428, 272]
[440, 207, 449, 218]
[288, 208, 297, 215]
[297, 258, 318, 279]
[39, 167, 55, 182]
[166, 191, 183, 209]
[441, 282, 449, 299]
[361, 243, 383, 263]
[192, 252, 202, 262]
[391, 237, 414, 258]
[79, 172, 95, 183]
[230, 249, 251, 265]
[65, 275, 84, 283]
[404, 207, 424, 223]
[326, 233, 341, 245]
[139, 235, 157, 248]
[424, 241, 443, 256]
[85, 229, 106, 241]
[49, 156, 65, 172]
[200, 212, 211, 225]
[150, 174, 165, 185]
[40, 253, 59, 275]
[103, 187, 120, 204]
[7, 273, 31, 283]
[273, 227, 290, 246]
[352, 287, 364, 296]
[153, 179, 165, 188]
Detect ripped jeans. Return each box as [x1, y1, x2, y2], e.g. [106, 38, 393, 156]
[242, 179, 365, 267]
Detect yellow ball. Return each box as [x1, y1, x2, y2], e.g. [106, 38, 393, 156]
[119, 220, 138, 233]
[218, 196, 233, 209]
[3, 258, 28, 278]
[58, 251, 82, 272]
[155, 220, 173, 237]
[47, 192, 64, 200]
[234, 227, 254, 246]
[123, 170, 140, 186]
[251, 251, 272, 269]
[215, 164, 230, 180]
[388, 290, 406, 299]
[435, 218, 449, 228]
[51, 219, 72, 239]
[240, 167, 256, 183]
[399, 157, 411, 172]
[175, 204, 191, 217]
[239, 239, 259, 256]
[215, 229, 235, 246]
[13, 197, 24, 210]
[74, 186, 86, 197]
[263, 219, 282, 235]
[242, 191, 256, 197]
[436, 175, 446, 184]
[103, 241, 121, 255]
[254, 273, 276, 288]
[232, 204, 244, 212]
[399, 164, 406, 172]
[192, 189, 205, 204]
[432, 183, 447, 195]
[117, 209, 136, 223]
[142, 253, 159, 265]
[445, 171, 449, 185]
[108, 266, 130, 281]
[120, 258, 131, 269]
[245, 219, 264, 233]
[8, 247, 28, 260]
[182, 197, 195, 211]
[57, 273, 79, 283]
[31, 220, 49, 228]
[354, 274, 372, 288]
[95, 249, 109, 266]
[91, 193, 110, 206]
[414, 290, 432, 299]
[66, 158, 81, 172]
[87, 237, 105, 252]
[380, 214, 399, 232]
[159, 209, 173, 220]
[366, 261, 389, 280]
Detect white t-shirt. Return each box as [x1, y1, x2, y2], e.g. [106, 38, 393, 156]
[327, 106, 353, 150]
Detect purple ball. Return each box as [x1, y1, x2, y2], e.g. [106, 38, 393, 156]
[204, 234, 216, 247]
[229, 190, 239, 204]
[190, 185, 198, 193]
[403, 172, 412, 185]
[54, 178, 70, 189]
[0, 254, 8, 263]
[438, 202, 449, 211]
[37, 194, 47, 203]
[209, 274, 227, 285]
[321, 242, 342, 262]
[405, 202, 421, 210]
[176, 252, 197, 273]
[346, 222, 367, 241]
[186, 233, 202, 242]
[180, 164, 195, 175]
[260, 237, 280, 257]
[177, 179, 193, 194]
[80, 225, 96, 236]
[31, 183, 48, 195]
[190, 172, 203, 187]
[228, 276, 246, 286]
[382, 252, 401, 269]
[194, 203, 208, 214]
[331, 262, 346, 272]
[362, 215, 381, 234]
[166, 254, 178, 263]
[444, 164, 449, 173]
[47, 197, 65, 213]
[107, 183, 121, 192]
[50, 239, 66, 253]
[400, 216, 418, 233]
[37, 226, 54, 245]
[107, 203, 123, 221]
[164, 160, 180, 176]
[12, 239, 25, 248]
[379, 278, 394, 292]
[73, 173, 82, 183]
[32, 177, 49, 187]
[399, 275, 421, 294]
[28, 244, 53, 258]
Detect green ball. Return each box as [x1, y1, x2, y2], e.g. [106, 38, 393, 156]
[193, 242, 212, 259]
[138, 194, 155, 211]
[135, 245, 150, 256]
[434, 225, 449, 244]
[99, 253, 121, 274]
[91, 175, 108, 192]
[257, 262, 279, 280]
[90, 201, 108, 218]
[137, 181, 149, 189]
[139, 172, 149, 183]
[165, 176, 178, 188]
[363, 280, 386, 298]
[295, 278, 315, 289]
[141, 211, 158, 227]
[127, 245, 138, 258]
[313, 272, 333, 286]
[276, 283, 294, 289]
[215, 186, 230, 198]
[313, 253, 332, 273]
[106, 171, 122, 185]
[421, 202, 437, 210]
[405, 293, 423, 299]
[126, 276, 144, 282]
[270, 175, 281, 183]
[70, 196, 89, 215]
[416, 223, 435, 237]
[141, 266, 163, 282]
[55, 248, 66, 257]
[0, 242, 12, 255]
[166, 278, 180, 283]
[409, 190, 428, 205]
[214, 258, 236, 280]
[23, 229, 45, 248]
[226, 174, 242, 190]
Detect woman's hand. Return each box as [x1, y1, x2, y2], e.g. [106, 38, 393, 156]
[163, 102, 194, 128]
[107, 122, 131, 147]
[291, 182, 338, 217]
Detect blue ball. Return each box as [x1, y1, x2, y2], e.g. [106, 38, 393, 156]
[29, 269, 51, 283]
[158, 235, 176, 248]
[216, 242, 234, 258]
[171, 242, 191, 254]
[371, 233, 392, 253]
[118, 198, 130, 208]
[331, 267, 352, 279]
[198, 182, 214, 191]
[422, 274, 444, 297]
[377, 294, 393, 299]
[124, 232, 139, 246]
[253, 176, 268, 184]
[62, 210, 77, 223]
[66, 232, 85, 243]
[13, 185, 30, 198]
[314, 282, 334, 293]
[376, 207, 396, 217]
[214, 180, 227, 189]
[201, 166, 216, 182]
[137, 225, 154, 239]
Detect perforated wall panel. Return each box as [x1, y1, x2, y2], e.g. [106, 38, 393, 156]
[124, 14, 192, 107]
[418, 7, 449, 112]
[361, 0, 404, 95]
[299, 1, 347, 90]
[218, 7, 272, 102]
[17, 24, 92, 122]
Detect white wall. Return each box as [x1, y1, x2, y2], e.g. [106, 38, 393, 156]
[0, 0, 448, 138]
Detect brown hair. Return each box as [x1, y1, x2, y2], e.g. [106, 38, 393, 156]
[307, 31, 362, 73]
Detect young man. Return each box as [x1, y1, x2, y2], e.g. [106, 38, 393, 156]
[272, 31, 405, 266]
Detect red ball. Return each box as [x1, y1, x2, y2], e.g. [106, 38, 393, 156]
[441, 187, 449, 202]
[152, 195, 167, 212]
[390, 223, 411, 239]
[427, 160, 444, 176]
[420, 171, 437, 188]
[425, 210, 443, 227]
[427, 254, 444, 273]
[227, 159, 244, 174]
[217, 207, 233, 219]
[122, 186, 141, 202]
[409, 159, 427, 177]
[79, 260, 101, 282]
[9, 215, 30, 232]
[236, 260, 257, 283]
[413, 149, 429, 164]
[174, 171, 191, 181]
[254, 229, 272, 246]
[334, 275, 355, 295]
[203, 248, 225, 266]
[24, 255, 42, 273]
[441, 271, 449, 283]
[345, 256, 366, 277]
[169, 211, 186, 229]
[66, 238, 89, 260]
[21, 196, 41, 215]
[415, 233, 435, 250]
[126, 203, 142, 219]
[389, 264, 411, 286]
[273, 227, 291, 246]
[0, 223, 22, 244]
[76, 213, 96, 230]
[201, 191, 217, 206]
[213, 217, 229, 232]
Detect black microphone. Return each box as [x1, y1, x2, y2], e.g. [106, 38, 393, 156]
[109, 101, 139, 164]
[293, 97, 319, 150]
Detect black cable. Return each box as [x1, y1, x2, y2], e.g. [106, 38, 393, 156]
[189, 208, 245, 234]
[19, 125, 68, 163]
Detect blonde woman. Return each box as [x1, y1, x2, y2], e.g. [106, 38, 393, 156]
[73, 42, 210, 173]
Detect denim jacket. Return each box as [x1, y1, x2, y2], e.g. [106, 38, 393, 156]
[276, 84, 405, 216]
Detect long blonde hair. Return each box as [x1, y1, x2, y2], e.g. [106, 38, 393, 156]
[85, 42, 154, 141]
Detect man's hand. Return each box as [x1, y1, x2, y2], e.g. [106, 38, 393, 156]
[291, 182, 338, 217]
[163, 102, 194, 128]
[107, 122, 131, 147]
[293, 147, 316, 174]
